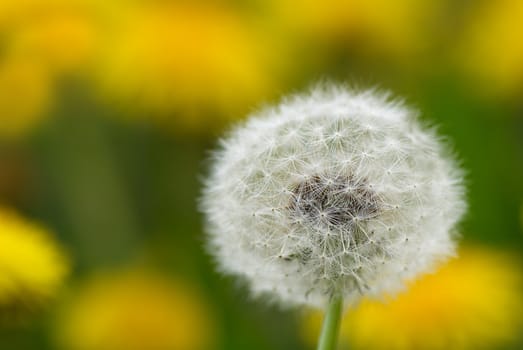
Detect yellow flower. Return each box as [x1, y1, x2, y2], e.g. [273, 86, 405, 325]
[0, 58, 53, 138]
[8, 11, 96, 74]
[457, 0, 523, 98]
[56, 270, 216, 350]
[93, 2, 284, 133]
[302, 247, 523, 350]
[268, 0, 440, 58]
[0, 207, 69, 313]
[0, 0, 97, 74]
[0, 0, 99, 138]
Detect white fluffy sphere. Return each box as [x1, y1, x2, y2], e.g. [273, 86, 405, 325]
[201, 85, 466, 308]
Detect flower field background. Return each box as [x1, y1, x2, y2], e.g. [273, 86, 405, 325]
[0, 0, 522, 349]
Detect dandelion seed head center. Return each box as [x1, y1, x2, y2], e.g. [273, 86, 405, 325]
[288, 175, 380, 234]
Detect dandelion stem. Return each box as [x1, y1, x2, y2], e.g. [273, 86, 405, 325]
[316, 295, 343, 350]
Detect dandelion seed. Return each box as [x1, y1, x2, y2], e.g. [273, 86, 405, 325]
[201, 84, 466, 310]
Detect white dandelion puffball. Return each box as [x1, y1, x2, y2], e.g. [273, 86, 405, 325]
[201, 85, 466, 308]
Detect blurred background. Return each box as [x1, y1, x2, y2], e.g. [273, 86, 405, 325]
[0, 0, 522, 349]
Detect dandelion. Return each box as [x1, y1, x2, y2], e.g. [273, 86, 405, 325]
[0, 0, 98, 138]
[0, 0, 97, 75]
[457, 0, 523, 98]
[55, 270, 215, 350]
[201, 84, 466, 349]
[0, 58, 53, 138]
[267, 0, 440, 58]
[0, 207, 69, 317]
[93, 2, 283, 133]
[7, 8, 96, 75]
[302, 246, 523, 349]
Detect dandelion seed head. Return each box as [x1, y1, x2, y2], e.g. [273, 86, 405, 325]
[201, 84, 466, 308]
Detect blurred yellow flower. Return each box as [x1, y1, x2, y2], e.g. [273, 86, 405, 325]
[0, 207, 69, 314]
[302, 247, 523, 350]
[0, 0, 97, 74]
[56, 270, 215, 350]
[457, 0, 523, 98]
[0, 58, 53, 138]
[8, 12, 96, 74]
[268, 0, 439, 58]
[93, 2, 284, 132]
[0, 0, 99, 138]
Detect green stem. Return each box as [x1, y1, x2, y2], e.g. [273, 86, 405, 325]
[316, 295, 343, 350]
